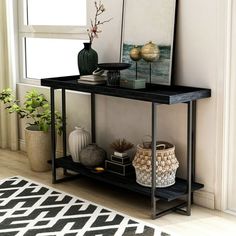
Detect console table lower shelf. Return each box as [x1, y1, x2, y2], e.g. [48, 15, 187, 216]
[55, 156, 204, 213]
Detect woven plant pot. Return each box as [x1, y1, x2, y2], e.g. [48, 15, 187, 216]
[25, 125, 51, 172]
[132, 141, 179, 188]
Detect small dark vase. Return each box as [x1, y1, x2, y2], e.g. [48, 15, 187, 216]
[78, 42, 98, 75]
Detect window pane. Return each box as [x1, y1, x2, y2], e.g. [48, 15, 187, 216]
[27, 0, 87, 26]
[25, 38, 84, 79]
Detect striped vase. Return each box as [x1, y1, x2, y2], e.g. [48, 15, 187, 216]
[68, 127, 90, 163]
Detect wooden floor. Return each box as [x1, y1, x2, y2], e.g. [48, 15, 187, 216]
[0, 149, 236, 236]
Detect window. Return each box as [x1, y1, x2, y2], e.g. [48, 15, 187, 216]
[27, 0, 87, 26]
[18, 0, 88, 84]
[25, 38, 84, 79]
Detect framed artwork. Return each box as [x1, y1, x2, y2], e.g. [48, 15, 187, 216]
[121, 0, 177, 85]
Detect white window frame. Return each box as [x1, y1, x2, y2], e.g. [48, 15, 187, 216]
[17, 0, 89, 85]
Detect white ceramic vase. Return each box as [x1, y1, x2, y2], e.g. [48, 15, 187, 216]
[68, 126, 90, 163]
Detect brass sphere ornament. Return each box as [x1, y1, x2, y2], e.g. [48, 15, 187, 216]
[129, 46, 142, 61]
[141, 41, 160, 62]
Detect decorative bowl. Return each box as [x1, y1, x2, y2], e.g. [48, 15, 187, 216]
[97, 63, 131, 87]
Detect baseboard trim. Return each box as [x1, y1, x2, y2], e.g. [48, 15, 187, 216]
[225, 209, 236, 216]
[194, 190, 215, 209]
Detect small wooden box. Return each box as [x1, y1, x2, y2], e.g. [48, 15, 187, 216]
[120, 78, 146, 89]
[105, 160, 134, 176]
[111, 155, 131, 164]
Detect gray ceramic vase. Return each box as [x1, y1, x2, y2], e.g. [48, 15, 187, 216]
[80, 144, 106, 168]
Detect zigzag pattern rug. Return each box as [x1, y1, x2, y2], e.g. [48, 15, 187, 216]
[0, 176, 170, 236]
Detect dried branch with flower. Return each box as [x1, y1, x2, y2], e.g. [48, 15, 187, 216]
[88, 1, 112, 43]
[110, 139, 134, 153]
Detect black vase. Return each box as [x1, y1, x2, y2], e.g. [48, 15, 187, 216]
[77, 42, 98, 75]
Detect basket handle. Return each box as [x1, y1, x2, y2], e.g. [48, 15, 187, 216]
[142, 135, 152, 148]
[142, 135, 166, 150]
[156, 144, 166, 150]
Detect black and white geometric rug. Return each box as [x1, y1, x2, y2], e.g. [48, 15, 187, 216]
[0, 176, 171, 236]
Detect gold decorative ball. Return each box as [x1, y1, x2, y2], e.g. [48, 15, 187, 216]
[141, 41, 160, 62]
[129, 46, 142, 61]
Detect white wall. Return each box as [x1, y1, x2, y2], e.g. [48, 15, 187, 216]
[17, 0, 224, 209]
[226, 0, 236, 213]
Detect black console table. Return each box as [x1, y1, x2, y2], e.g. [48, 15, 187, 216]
[41, 75, 211, 219]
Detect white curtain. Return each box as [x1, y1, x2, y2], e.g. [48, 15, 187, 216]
[0, 0, 18, 150]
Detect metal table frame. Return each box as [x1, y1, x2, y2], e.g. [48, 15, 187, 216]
[50, 88, 196, 219]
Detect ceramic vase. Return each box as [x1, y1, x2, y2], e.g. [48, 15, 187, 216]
[80, 144, 106, 168]
[78, 42, 98, 75]
[68, 127, 90, 163]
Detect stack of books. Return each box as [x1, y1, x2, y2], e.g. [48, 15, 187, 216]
[105, 152, 134, 176]
[77, 75, 106, 85]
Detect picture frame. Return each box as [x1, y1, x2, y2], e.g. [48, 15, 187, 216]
[120, 0, 177, 86]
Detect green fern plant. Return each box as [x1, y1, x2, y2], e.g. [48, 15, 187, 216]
[0, 88, 62, 135]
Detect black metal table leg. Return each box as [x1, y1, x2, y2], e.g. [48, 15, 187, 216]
[186, 101, 193, 215]
[91, 93, 96, 143]
[151, 102, 157, 219]
[50, 88, 57, 184]
[51, 89, 81, 183]
[192, 101, 196, 183]
[62, 89, 67, 175]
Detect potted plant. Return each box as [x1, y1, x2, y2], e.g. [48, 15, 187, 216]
[110, 138, 134, 158]
[0, 88, 62, 171]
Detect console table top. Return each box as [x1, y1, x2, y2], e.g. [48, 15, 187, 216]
[41, 75, 211, 104]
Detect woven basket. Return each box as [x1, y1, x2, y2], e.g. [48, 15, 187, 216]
[132, 141, 179, 188]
